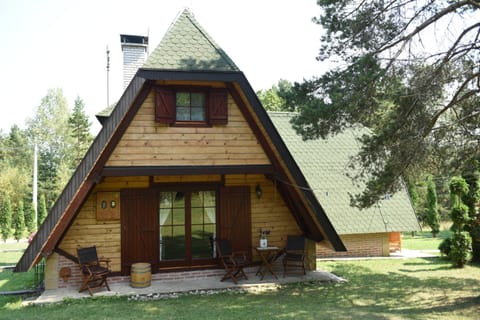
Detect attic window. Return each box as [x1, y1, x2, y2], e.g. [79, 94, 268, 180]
[155, 86, 228, 125]
[176, 92, 206, 121]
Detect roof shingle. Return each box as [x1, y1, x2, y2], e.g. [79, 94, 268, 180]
[143, 8, 239, 72]
[269, 112, 420, 235]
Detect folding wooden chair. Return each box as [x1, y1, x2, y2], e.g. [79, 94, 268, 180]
[77, 246, 111, 295]
[216, 239, 249, 284]
[282, 235, 306, 277]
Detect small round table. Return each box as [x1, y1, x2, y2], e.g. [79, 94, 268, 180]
[255, 246, 280, 280]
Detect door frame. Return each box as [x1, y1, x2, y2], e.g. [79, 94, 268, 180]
[120, 183, 252, 272]
[120, 188, 159, 275]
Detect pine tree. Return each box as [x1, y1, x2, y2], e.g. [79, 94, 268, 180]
[439, 177, 472, 268]
[425, 177, 440, 237]
[12, 200, 25, 241]
[0, 195, 12, 241]
[68, 96, 93, 167]
[23, 200, 36, 233]
[461, 171, 480, 262]
[37, 194, 48, 227]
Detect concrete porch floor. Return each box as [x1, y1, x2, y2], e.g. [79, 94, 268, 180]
[27, 266, 344, 305]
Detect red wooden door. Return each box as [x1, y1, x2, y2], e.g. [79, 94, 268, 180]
[121, 188, 159, 275]
[219, 186, 251, 256]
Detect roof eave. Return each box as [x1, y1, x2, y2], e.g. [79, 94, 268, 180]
[231, 77, 346, 251]
[15, 74, 152, 272]
[138, 68, 346, 250]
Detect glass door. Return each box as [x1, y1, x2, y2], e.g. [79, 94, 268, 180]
[159, 189, 216, 266]
[191, 191, 216, 259]
[159, 191, 186, 261]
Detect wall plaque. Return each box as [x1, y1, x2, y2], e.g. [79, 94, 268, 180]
[96, 192, 120, 220]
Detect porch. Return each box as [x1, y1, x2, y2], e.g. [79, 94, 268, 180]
[28, 266, 344, 304]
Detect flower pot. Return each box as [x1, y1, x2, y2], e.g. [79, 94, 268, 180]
[260, 238, 268, 248]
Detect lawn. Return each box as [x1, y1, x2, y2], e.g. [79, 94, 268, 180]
[1, 236, 480, 319]
[0, 241, 36, 303]
[402, 229, 452, 251]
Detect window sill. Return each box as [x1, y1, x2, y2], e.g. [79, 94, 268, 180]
[171, 121, 212, 128]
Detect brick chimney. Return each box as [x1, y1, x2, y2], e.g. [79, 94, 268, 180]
[120, 34, 149, 89]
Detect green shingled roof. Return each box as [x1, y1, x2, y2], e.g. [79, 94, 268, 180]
[269, 112, 420, 235]
[143, 8, 239, 71]
[97, 8, 239, 119]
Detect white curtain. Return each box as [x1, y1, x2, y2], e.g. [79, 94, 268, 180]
[159, 192, 175, 260]
[205, 207, 216, 257]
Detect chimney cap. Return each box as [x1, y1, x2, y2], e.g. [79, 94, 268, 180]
[120, 34, 149, 45]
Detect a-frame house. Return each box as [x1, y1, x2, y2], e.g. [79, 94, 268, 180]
[15, 9, 345, 290]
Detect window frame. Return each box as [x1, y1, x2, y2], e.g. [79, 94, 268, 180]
[173, 87, 209, 126]
[155, 183, 220, 268]
[154, 85, 228, 127]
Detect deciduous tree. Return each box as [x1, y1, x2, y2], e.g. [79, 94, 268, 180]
[257, 79, 293, 111]
[26, 88, 74, 208]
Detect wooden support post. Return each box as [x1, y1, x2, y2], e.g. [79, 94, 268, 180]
[305, 239, 317, 271]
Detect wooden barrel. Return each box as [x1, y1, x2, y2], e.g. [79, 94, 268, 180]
[130, 263, 151, 288]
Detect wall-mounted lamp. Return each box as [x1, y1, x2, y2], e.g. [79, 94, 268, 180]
[111, 200, 117, 208]
[255, 184, 263, 199]
[101, 200, 107, 209]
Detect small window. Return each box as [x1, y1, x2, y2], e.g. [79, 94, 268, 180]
[155, 86, 228, 125]
[176, 92, 206, 122]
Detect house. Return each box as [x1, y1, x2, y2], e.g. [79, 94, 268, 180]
[269, 114, 421, 257]
[15, 9, 348, 290]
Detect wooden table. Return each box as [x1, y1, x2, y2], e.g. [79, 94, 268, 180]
[255, 246, 280, 280]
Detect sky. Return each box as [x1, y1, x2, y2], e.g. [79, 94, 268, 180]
[0, 0, 327, 134]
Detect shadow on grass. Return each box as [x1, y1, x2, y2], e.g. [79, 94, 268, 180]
[323, 259, 480, 318]
[0, 269, 35, 292]
[399, 257, 453, 272]
[2, 258, 480, 319]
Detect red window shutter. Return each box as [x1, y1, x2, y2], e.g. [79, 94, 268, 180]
[154, 87, 175, 124]
[209, 89, 228, 125]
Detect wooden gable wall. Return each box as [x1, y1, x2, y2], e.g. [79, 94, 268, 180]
[56, 80, 300, 274]
[105, 81, 270, 167]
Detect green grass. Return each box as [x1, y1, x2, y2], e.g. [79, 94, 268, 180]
[0, 269, 35, 292]
[0, 241, 37, 308]
[0, 241, 27, 266]
[321, 259, 480, 319]
[402, 229, 452, 251]
[2, 235, 480, 319]
[0, 241, 28, 251]
[1, 258, 479, 319]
